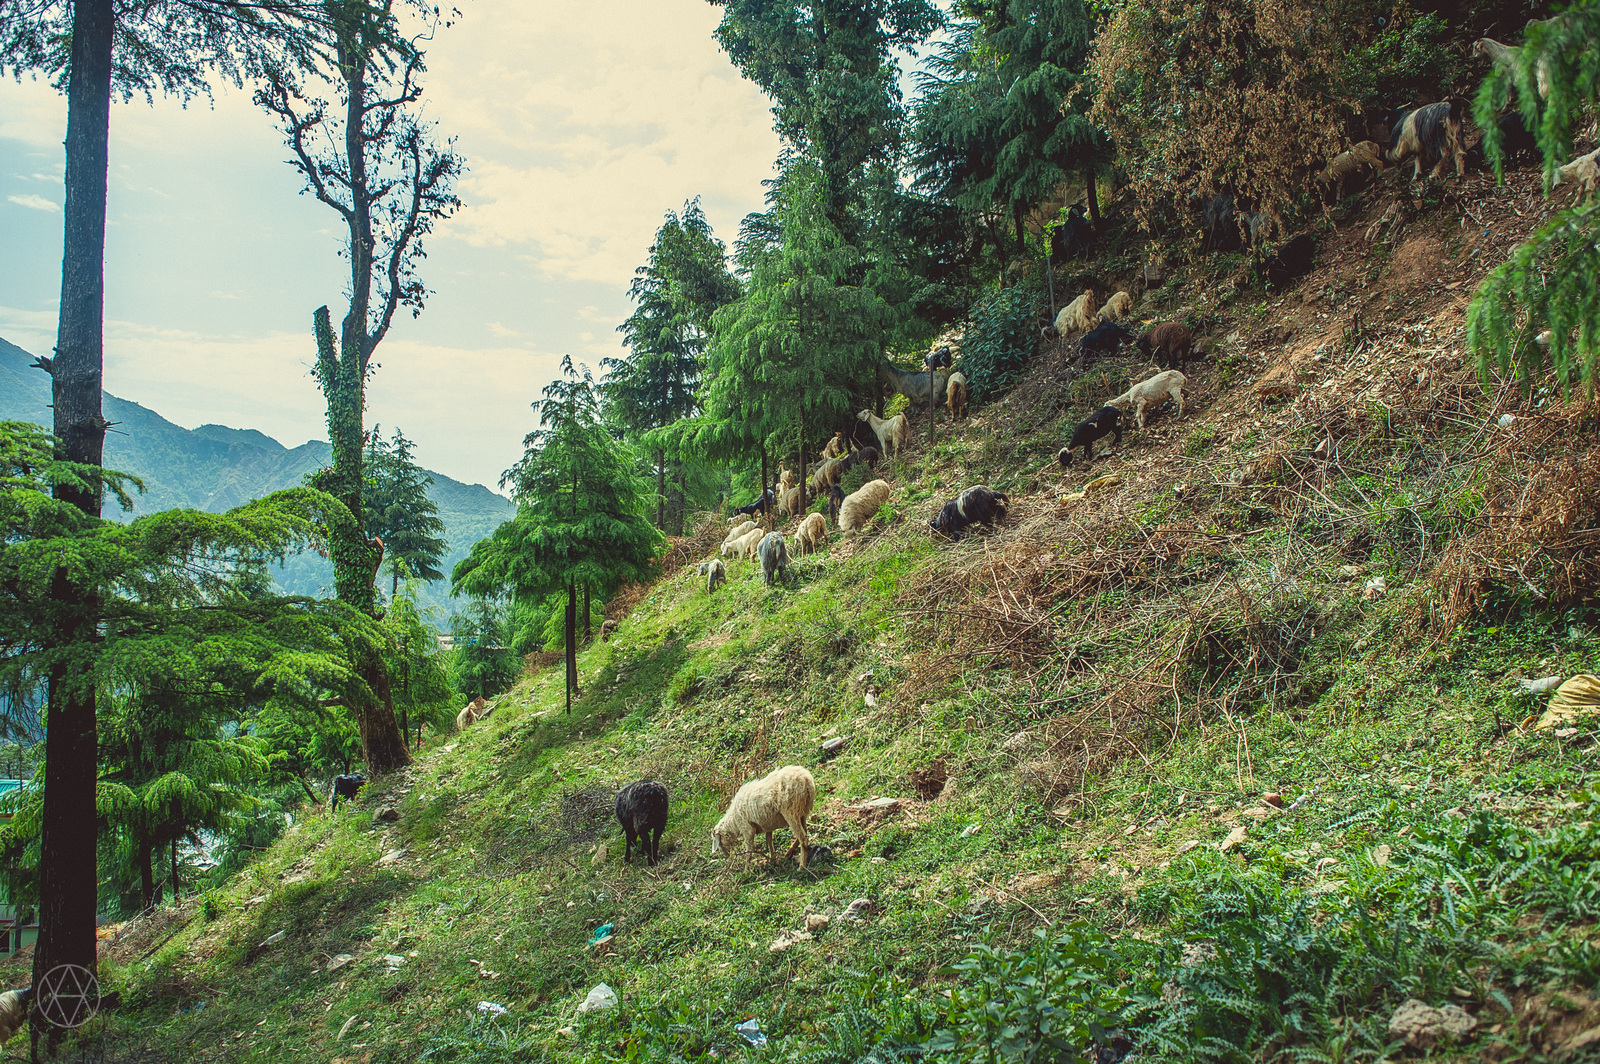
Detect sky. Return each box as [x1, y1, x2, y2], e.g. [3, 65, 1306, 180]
[0, 1, 785, 493]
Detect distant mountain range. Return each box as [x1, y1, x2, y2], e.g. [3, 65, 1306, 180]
[0, 336, 513, 621]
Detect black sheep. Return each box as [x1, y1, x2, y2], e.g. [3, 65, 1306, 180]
[615, 780, 669, 866]
[329, 773, 367, 812]
[1059, 406, 1122, 466]
[1078, 322, 1135, 361]
[923, 346, 954, 371]
[930, 485, 1010, 542]
[731, 489, 774, 518]
[838, 446, 879, 475]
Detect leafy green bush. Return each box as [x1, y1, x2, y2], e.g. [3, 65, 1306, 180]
[962, 285, 1046, 403]
[1341, 6, 1451, 111]
[930, 926, 1130, 1063]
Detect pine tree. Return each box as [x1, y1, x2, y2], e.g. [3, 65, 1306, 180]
[364, 427, 449, 598]
[602, 200, 740, 531]
[454, 359, 662, 713]
[912, 0, 1110, 259]
[259, 0, 463, 774]
[447, 598, 519, 702]
[697, 162, 900, 501]
[1469, 2, 1600, 397]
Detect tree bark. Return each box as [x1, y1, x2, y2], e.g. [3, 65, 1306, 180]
[655, 448, 665, 530]
[1084, 164, 1101, 225]
[583, 584, 591, 641]
[138, 836, 158, 911]
[564, 581, 578, 713]
[36, 0, 113, 1047]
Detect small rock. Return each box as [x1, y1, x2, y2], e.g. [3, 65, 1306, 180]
[769, 930, 812, 953]
[1519, 675, 1564, 693]
[372, 806, 400, 824]
[1219, 825, 1247, 852]
[382, 954, 406, 968]
[960, 824, 981, 838]
[1554, 727, 1579, 739]
[578, 983, 619, 1014]
[805, 914, 830, 932]
[858, 797, 899, 811]
[1372, 844, 1392, 866]
[326, 953, 354, 972]
[377, 849, 407, 866]
[1261, 793, 1285, 808]
[1176, 840, 1201, 854]
[259, 930, 286, 947]
[556, 1026, 576, 1038]
[1387, 999, 1478, 1049]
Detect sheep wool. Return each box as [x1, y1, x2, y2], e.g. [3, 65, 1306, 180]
[711, 765, 816, 869]
[1054, 289, 1097, 338]
[455, 695, 487, 732]
[946, 370, 969, 420]
[0, 989, 29, 1045]
[1555, 148, 1600, 196]
[795, 512, 828, 554]
[839, 479, 892, 536]
[722, 520, 757, 547]
[1096, 291, 1133, 324]
[776, 485, 803, 518]
[732, 527, 766, 560]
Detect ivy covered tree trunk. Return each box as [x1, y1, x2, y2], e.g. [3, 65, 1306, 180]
[35, 0, 113, 1039]
[313, 307, 411, 773]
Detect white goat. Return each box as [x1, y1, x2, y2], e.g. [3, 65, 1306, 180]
[795, 512, 828, 554]
[1110, 370, 1187, 429]
[857, 409, 908, 462]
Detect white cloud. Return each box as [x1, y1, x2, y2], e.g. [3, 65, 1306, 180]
[486, 321, 521, 339]
[8, 193, 58, 211]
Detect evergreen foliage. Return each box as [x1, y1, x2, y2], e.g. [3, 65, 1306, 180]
[912, 0, 1109, 257]
[364, 426, 449, 598]
[1469, 1, 1600, 398]
[603, 200, 741, 531]
[960, 283, 1047, 402]
[448, 597, 520, 701]
[454, 358, 661, 710]
[0, 421, 372, 918]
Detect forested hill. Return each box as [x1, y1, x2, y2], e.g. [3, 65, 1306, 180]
[0, 336, 512, 618]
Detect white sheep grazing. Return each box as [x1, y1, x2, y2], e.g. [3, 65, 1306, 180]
[857, 409, 908, 462]
[722, 521, 758, 555]
[1110, 369, 1187, 429]
[1097, 290, 1133, 323]
[723, 519, 757, 545]
[1054, 289, 1097, 337]
[732, 527, 766, 561]
[711, 764, 816, 870]
[795, 511, 828, 554]
[1554, 148, 1600, 196]
[838, 478, 892, 537]
[456, 695, 487, 732]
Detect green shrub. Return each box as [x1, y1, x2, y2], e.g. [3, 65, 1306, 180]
[963, 284, 1046, 403]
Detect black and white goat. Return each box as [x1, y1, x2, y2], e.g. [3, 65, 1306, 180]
[1384, 99, 1466, 181]
[1059, 406, 1121, 466]
[930, 486, 1010, 542]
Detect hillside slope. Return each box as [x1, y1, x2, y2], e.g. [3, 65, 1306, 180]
[27, 167, 1600, 1063]
[0, 337, 513, 617]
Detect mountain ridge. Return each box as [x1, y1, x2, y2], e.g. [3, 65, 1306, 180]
[0, 335, 513, 617]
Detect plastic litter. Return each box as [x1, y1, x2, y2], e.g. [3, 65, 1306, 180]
[1519, 675, 1564, 693]
[588, 922, 614, 944]
[259, 930, 286, 947]
[961, 824, 981, 837]
[735, 1018, 768, 1047]
[579, 983, 618, 1014]
[476, 1001, 508, 1016]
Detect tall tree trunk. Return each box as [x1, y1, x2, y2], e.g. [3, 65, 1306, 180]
[170, 838, 180, 902]
[655, 448, 665, 530]
[138, 835, 158, 911]
[36, 0, 113, 1046]
[1084, 164, 1101, 225]
[313, 308, 410, 774]
[564, 580, 578, 713]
